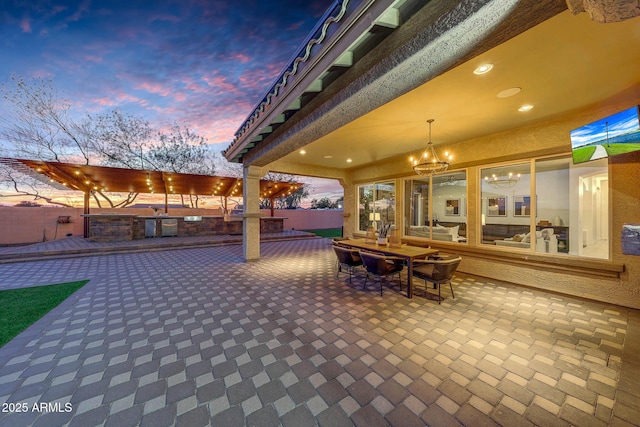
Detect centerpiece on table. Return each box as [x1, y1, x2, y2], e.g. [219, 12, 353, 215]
[377, 222, 391, 246]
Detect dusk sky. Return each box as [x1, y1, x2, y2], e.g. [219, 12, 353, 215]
[0, 0, 343, 205]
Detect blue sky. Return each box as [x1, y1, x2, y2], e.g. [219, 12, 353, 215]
[1, 0, 328, 146]
[0, 0, 343, 204]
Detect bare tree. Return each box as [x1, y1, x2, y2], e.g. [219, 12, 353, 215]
[84, 110, 153, 169]
[259, 172, 309, 209]
[1, 75, 92, 163]
[0, 164, 74, 207]
[1, 75, 215, 208]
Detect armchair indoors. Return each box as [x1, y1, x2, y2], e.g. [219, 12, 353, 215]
[333, 244, 363, 283]
[359, 251, 404, 296]
[412, 255, 461, 304]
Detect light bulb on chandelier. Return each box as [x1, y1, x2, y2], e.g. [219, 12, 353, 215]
[484, 172, 521, 188]
[409, 119, 453, 176]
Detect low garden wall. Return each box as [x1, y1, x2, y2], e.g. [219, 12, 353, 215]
[0, 207, 344, 245]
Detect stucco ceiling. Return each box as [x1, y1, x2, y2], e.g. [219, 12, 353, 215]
[278, 10, 640, 171]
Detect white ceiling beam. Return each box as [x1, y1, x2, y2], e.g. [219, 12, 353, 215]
[375, 8, 400, 29]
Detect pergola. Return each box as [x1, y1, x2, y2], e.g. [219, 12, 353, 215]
[1, 157, 301, 235]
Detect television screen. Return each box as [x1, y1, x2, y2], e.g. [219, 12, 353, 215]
[570, 105, 640, 164]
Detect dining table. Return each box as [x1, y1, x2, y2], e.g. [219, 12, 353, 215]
[338, 239, 438, 298]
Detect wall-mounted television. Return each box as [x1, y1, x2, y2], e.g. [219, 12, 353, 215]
[570, 105, 640, 164]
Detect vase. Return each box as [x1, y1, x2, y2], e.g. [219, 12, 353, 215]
[365, 227, 376, 244]
[377, 237, 388, 246]
[388, 228, 401, 248]
[553, 215, 561, 226]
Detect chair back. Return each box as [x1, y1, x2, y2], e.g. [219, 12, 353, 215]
[360, 251, 396, 275]
[333, 245, 361, 266]
[429, 256, 462, 281]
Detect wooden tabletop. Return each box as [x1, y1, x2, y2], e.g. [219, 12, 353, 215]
[338, 239, 438, 259]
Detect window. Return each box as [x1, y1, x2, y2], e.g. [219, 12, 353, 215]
[404, 171, 467, 243]
[536, 157, 608, 259]
[357, 181, 395, 232]
[481, 163, 531, 248]
[481, 157, 608, 259]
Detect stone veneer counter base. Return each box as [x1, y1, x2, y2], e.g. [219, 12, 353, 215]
[83, 215, 286, 242]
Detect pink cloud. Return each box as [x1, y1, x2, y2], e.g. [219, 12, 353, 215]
[133, 81, 188, 103]
[116, 92, 148, 106]
[287, 21, 304, 32]
[202, 75, 241, 95]
[30, 69, 53, 79]
[227, 53, 251, 64]
[20, 17, 32, 33]
[135, 81, 172, 97]
[84, 55, 103, 63]
[66, 1, 90, 24]
[183, 78, 205, 92]
[150, 13, 181, 23]
[86, 91, 149, 110]
[92, 97, 117, 107]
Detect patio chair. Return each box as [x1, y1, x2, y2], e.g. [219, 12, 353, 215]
[359, 251, 404, 296]
[333, 244, 363, 283]
[412, 255, 461, 304]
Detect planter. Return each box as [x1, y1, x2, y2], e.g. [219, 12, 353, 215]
[377, 237, 388, 246]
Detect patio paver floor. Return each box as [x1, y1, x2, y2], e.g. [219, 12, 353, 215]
[0, 238, 638, 426]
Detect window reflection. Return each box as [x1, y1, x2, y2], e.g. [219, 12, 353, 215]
[536, 157, 608, 259]
[480, 157, 609, 259]
[404, 171, 467, 243]
[481, 164, 531, 248]
[358, 182, 395, 232]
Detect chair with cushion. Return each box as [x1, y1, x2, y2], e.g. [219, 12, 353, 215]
[412, 255, 461, 304]
[333, 244, 363, 283]
[359, 251, 404, 296]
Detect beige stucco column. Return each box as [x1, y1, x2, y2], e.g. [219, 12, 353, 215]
[243, 165, 263, 261]
[394, 178, 404, 235]
[338, 176, 355, 238]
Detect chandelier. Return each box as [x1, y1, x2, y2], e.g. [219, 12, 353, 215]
[484, 172, 521, 188]
[409, 119, 452, 176]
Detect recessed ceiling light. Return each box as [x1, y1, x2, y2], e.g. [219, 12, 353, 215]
[299, 149, 306, 155]
[518, 104, 534, 112]
[497, 87, 521, 98]
[324, 155, 333, 159]
[473, 63, 494, 75]
[346, 158, 352, 163]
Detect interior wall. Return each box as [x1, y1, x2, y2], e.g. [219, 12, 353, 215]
[433, 183, 467, 223]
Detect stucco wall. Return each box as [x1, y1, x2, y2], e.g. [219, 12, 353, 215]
[0, 207, 344, 245]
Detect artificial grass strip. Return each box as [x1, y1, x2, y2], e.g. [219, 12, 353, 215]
[301, 228, 343, 238]
[0, 280, 89, 348]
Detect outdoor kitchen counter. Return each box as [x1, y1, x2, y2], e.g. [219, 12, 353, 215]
[82, 214, 286, 241]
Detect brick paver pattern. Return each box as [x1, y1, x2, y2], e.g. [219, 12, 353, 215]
[0, 238, 638, 426]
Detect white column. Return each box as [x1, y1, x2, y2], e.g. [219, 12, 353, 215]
[243, 165, 263, 261]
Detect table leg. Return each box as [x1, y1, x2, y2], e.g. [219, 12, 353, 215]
[407, 258, 413, 298]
